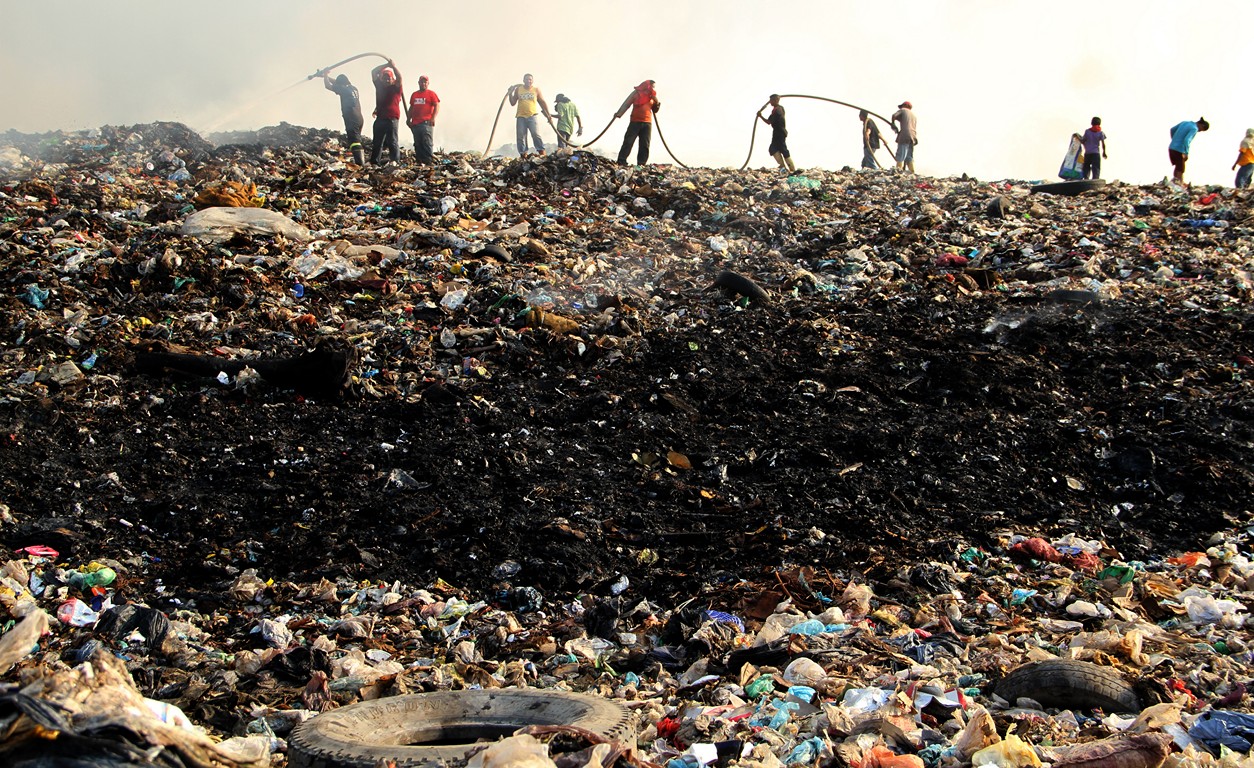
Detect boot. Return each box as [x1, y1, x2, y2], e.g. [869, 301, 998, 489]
[906, 160, 915, 174]
[351, 144, 365, 165]
[785, 156, 797, 173]
[772, 152, 786, 171]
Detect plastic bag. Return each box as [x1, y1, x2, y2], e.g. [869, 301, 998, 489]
[952, 705, 1000, 760]
[783, 657, 827, 686]
[181, 206, 312, 244]
[1059, 134, 1084, 180]
[466, 733, 557, 768]
[1050, 732, 1171, 768]
[1190, 710, 1254, 754]
[971, 733, 1042, 768]
[1183, 594, 1247, 628]
[861, 744, 924, 768]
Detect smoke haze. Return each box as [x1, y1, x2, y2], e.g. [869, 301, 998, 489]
[3, 1, 1246, 185]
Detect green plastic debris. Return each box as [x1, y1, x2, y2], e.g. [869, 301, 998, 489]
[746, 675, 776, 701]
[1098, 564, 1137, 584]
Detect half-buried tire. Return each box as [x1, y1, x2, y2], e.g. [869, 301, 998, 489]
[713, 270, 770, 303]
[288, 689, 635, 768]
[1030, 179, 1107, 196]
[995, 659, 1141, 713]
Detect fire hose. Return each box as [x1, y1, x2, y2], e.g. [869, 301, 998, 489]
[307, 52, 392, 80]
[484, 91, 898, 170]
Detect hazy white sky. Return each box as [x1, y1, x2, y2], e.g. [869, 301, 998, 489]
[3, 1, 1247, 186]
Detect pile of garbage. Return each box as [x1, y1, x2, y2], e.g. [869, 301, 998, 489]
[2, 529, 1254, 767]
[1, 122, 1253, 766]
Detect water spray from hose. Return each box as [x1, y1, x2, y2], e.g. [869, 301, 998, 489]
[203, 52, 393, 135]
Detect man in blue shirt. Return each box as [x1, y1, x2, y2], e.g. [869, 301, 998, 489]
[1080, 117, 1107, 180]
[1169, 117, 1209, 186]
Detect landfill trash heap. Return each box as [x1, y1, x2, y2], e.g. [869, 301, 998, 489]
[0, 121, 1252, 766]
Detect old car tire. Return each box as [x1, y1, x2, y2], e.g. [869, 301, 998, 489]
[995, 659, 1141, 713]
[1030, 179, 1107, 196]
[288, 689, 634, 768]
[713, 269, 770, 303]
[1045, 289, 1102, 304]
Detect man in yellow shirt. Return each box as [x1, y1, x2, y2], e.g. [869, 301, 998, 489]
[508, 73, 552, 157]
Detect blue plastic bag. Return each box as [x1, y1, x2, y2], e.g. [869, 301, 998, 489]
[1189, 710, 1254, 754]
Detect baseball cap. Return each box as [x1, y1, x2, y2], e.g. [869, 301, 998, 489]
[899, 101, 912, 109]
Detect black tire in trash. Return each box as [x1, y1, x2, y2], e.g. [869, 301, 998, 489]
[1030, 179, 1107, 196]
[287, 689, 635, 768]
[1044, 289, 1102, 305]
[995, 659, 1142, 713]
[713, 269, 770, 303]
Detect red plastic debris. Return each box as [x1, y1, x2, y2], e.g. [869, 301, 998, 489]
[935, 253, 969, 267]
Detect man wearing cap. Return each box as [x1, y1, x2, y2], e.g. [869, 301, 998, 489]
[616, 80, 661, 166]
[407, 76, 440, 165]
[322, 73, 364, 165]
[554, 94, 583, 148]
[891, 100, 918, 174]
[370, 60, 406, 165]
[1168, 116, 1209, 186]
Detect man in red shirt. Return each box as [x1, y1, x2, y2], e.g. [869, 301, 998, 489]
[407, 76, 440, 165]
[370, 60, 405, 165]
[615, 80, 660, 166]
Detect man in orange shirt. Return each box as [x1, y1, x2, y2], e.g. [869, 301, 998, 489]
[407, 76, 440, 165]
[615, 80, 660, 166]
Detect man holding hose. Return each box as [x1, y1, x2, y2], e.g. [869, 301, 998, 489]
[615, 80, 660, 166]
[509, 74, 551, 157]
[322, 73, 364, 165]
[370, 60, 406, 165]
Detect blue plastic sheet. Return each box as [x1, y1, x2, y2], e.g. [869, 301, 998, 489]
[1190, 710, 1254, 754]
